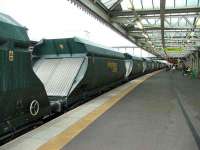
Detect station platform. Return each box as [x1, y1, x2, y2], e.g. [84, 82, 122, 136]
[60, 71, 199, 150]
[1, 70, 200, 150]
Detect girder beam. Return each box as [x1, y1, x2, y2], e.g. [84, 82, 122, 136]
[160, 0, 166, 48]
[111, 7, 200, 17]
[127, 27, 197, 31]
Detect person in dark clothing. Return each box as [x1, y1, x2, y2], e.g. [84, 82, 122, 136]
[182, 63, 187, 75]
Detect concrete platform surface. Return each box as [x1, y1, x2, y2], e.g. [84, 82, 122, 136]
[61, 71, 199, 150]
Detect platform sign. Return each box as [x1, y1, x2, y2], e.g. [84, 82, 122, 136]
[164, 47, 183, 52]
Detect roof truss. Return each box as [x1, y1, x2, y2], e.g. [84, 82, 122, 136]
[68, 0, 200, 58]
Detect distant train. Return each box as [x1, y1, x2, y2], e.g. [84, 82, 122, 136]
[0, 13, 165, 142]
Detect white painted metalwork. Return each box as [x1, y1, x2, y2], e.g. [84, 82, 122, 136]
[34, 57, 87, 96]
[125, 60, 133, 77]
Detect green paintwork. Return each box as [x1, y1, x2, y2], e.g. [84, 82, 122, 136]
[33, 37, 125, 59]
[33, 38, 126, 106]
[0, 49, 50, 138]
[68, 56, 126, 105]
[164, 47, 183, 52]
[144, 59, 152, 72]
[0, 13, 29, 43]
[130, 56, 143, 77]
[0, 14, 49, 140]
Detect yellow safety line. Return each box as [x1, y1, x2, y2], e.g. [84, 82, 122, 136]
[38, 70, 161, 150]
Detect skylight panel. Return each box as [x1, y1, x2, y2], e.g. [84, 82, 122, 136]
[121, 0, 132, 10]
[132, 0, 143, 9]
[142, 0, 153, 9]
[148, 18, 156, 25]
[153, 0, 160, 9]
[187, 0, 198, 7]
[175, 0, 186, 8]
[141, 19, 148, 25]
[186, 16, 195, 27]
[171, 17, 179, 25]
[166, 0, 175, 8]
[178, 18, 187, 27]
[165, 18, 171, 27]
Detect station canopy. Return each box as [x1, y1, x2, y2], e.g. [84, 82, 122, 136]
[69, 0, 200, 58]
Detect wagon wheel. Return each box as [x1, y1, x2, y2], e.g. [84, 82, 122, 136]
[30, 100, 40, 116]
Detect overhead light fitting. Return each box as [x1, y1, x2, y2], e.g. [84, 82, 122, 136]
[148, 41, 152, 45]
[135, 21, 143, 29]
[196, 17, 200, 27]
[190, 31, 195, 37]
[142, 33, 148, 38]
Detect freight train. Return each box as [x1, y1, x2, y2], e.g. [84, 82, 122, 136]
[0, 13, 165, 142]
